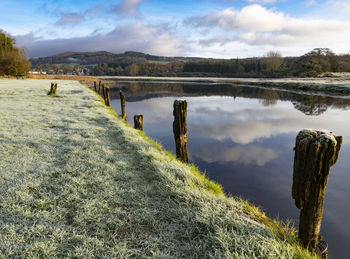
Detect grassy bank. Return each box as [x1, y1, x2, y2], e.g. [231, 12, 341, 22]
[0, 79, 314, 258]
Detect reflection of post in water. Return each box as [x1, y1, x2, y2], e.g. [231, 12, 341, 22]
[292, 129, 342, 256]
[173, 100, 188, 163]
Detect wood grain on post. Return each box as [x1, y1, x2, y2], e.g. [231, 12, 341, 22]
[120, 90, 126, 120]
[173, 100, 188, 163]
[134, 114, 143, 130]
[292, 129, 342, 254]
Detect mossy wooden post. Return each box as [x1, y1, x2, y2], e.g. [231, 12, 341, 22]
[120, 90, 126, 120]
[105, 87, 111, 106]
[134, 114, 143, 130]
[292, 129, 342, 254]
[173, 100, 188, 163]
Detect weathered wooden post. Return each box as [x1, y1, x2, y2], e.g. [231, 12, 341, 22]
[173, 100, 188, 163]
[101, 84, 105, 100]
[94, 81, 97, 92]
[292, 129, 342, 255]
[48, 82, 54, 95]
[48, 82, 58, 95]
[105, 87, 111, 106]
[98, 80, 101, 93]
[134, 114, 143, 130]
[120, 90, 126, 120]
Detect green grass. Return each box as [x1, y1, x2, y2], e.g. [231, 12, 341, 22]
[0, 79, 315, 258]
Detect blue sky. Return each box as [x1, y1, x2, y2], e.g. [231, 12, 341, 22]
[1, 0, 350, 58]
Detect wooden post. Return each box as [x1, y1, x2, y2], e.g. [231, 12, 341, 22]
[292, 129, 342, 254]
[134, 114, 143, 130]
[101, 84, 105, 100]
[105, 87, 111, 106]
[48, 82, 54, 95]
[94, 81, 97, 92]
[48, 82, 57, 95]
[53, 83, 57, 94]
[173, 100, 188, 163]
[120, 90, 126, 120]
[98, 81, 102, 95]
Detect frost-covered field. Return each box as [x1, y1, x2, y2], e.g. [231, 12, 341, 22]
[0, 79, 313, 258]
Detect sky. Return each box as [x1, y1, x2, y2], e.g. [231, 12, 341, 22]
[1, 0, 350, 58]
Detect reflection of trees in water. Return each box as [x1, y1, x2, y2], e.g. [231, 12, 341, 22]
[109, 82, 184, 100]
[108, 81, 350, 115]
[291, 95, 350, 116]
[292, 100, 328, 116]
[258, 90, 279, 107]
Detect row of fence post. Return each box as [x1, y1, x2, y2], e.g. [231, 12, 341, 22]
[89, 81, 341, 258]
[93, 81, 144, 131]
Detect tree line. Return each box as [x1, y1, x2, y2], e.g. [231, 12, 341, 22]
[0, 30, 30, 76]
[88, 49, 349, 77]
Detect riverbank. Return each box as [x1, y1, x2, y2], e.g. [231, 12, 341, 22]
[0, 79, 314, 258]
[100, 74, 350, 97]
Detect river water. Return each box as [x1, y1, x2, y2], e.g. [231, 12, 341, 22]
[108, 80, 350, 259]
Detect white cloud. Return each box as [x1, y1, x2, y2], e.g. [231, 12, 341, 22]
[114, 0, 143, 17]
[16, 22, 186, 57]
[333, 1, 350, 13]
[305, 0, 317, 6]
[190, 5, 285, 32]
[188, 4, 350, 52]
[55, 5, 103, 26]
[56, 13, 84, 26]
[245, 0, 277, 4]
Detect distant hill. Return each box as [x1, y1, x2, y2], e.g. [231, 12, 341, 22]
[29, 51, 208, 66]
[29, 48, 350, 78]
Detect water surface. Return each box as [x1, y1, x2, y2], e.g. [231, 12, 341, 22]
[109, 81, 350, 259]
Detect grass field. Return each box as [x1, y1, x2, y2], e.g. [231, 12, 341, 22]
[0, 79, 315, 258]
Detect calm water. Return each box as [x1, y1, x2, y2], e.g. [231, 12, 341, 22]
[109, 81, 350, 259]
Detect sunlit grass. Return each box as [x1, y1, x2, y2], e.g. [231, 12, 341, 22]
[0, 79, 314, 258]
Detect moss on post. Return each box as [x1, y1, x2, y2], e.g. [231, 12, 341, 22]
[134, 114, 143, 131]
[173, 100, 188, 163]
[292, 129, 342, 254]
[120, 90, 126, 120]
